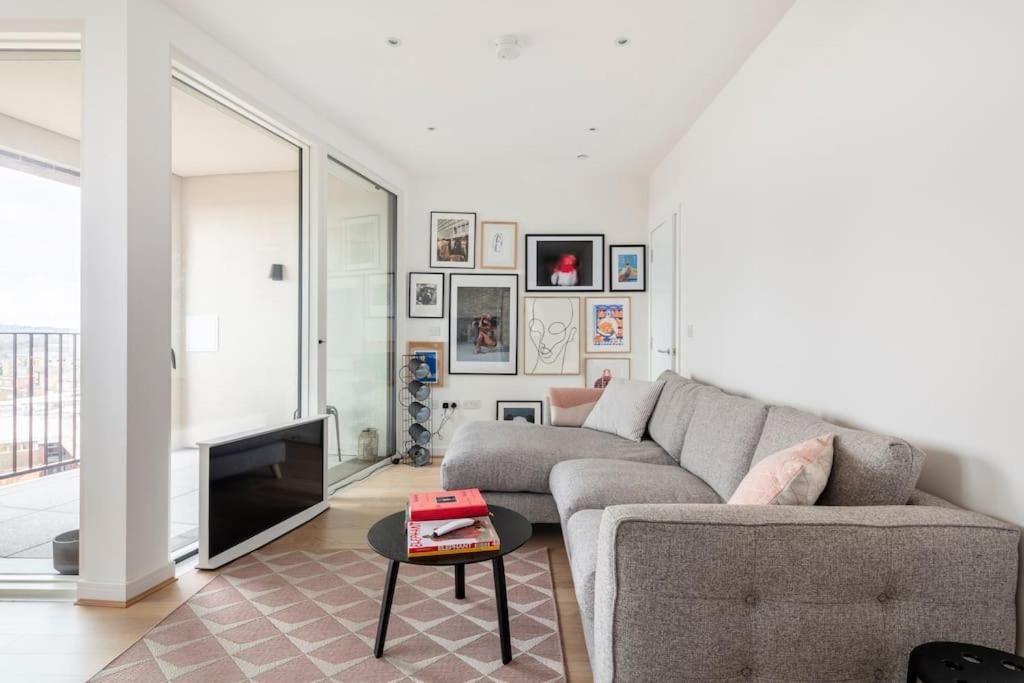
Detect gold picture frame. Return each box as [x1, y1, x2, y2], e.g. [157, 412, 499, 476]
[479, 220, 519, 270]
[406, 340, 446, 388]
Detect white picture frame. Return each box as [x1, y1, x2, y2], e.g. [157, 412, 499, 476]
[408, 272, 444, 318]
[585, 296, 631, 353]
[523, 296, 581, 375]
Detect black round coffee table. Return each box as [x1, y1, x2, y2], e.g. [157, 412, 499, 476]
[366, 505, 532, 664]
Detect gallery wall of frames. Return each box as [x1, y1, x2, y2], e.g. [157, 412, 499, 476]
[402, 174, 651, 448]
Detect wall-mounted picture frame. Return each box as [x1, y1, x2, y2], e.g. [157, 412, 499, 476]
[585, 296, 631, 353]
[496, 400, 543, 425]
[525, 234, 605, 292]
[448, 273, 519, 375]
[430, 211, 476, 269]
[609, 244, 647, 292]
[407, 340, 445, 388]
[407, 271, 444, 318]
[523, 296, 581, 375]
[480, 220, 518, 269]
[585, 357, 631, 388]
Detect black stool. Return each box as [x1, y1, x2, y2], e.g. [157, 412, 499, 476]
[908, 641, 1024, 682]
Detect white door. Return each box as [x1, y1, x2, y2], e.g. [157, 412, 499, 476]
[649, 214, 677, 378]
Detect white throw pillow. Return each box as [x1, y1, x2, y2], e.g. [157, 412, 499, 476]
[583, 378, 665, 442]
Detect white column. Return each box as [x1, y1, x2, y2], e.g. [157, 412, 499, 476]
[77, 0, 174, 603]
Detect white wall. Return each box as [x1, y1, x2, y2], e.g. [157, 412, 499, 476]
[404, 171, 649, 449]
[649, 0, 1024, 647]
[171, 171, 300, 448]
[0, 111, 78, 168]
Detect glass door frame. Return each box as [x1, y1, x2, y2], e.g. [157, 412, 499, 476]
[319, 155, 398, 491]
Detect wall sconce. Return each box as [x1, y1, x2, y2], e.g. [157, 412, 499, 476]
[269, 264, 284, 281]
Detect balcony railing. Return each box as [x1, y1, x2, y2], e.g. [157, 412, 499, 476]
[0, 331, 80, 483]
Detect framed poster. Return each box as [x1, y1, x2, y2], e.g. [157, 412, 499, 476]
[525, 234, 605, 292]
[408, 272, 444, 318]
[585, 296, 631, 353]
[430, 211, 476, 269]
[448, 273, 519, 375]
[496, 400, 543, 425]
[480, 220, 518, 269]
[407, 340, 445, 388]
[609, 244, 647, 292]
[585, 357, 631, 388]
[523, 296, 581, 375]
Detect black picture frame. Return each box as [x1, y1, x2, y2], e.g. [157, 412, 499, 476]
[407, 271, 445, 318]
[448, 273, 519, 375]
[496, 400, 544, 425]
[608, 244, 647, 292]
[429, 211, 477, 269]
[524, 233, 605, 292]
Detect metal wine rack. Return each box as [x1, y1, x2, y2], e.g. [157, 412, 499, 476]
[396, 354, 434, 467]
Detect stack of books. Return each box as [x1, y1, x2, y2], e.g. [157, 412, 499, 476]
[406, 488, 500, 558]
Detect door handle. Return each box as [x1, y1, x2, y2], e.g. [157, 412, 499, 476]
[656, 348, 672, 355]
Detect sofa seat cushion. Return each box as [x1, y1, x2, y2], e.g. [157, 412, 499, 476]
[441, 421, 675, 494]
[753, 406, 926, 506]
[565, 509, 604, 621]
[679, 390, 769, 501]
[550, 459, 721, 526]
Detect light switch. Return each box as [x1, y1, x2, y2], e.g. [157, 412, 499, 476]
[686, 324, 695, 339]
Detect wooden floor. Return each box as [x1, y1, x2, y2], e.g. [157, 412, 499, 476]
[0, 460, 592, 682]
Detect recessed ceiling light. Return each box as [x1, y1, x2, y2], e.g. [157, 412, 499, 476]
[577, 154, 590, 160]
[587, 127, 599, 133]
[615, 36, 631, 46]
[386, 37, 402, 47]
[426, 126, 436, 132]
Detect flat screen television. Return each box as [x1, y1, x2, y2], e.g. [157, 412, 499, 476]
[198, 416, 328, 569]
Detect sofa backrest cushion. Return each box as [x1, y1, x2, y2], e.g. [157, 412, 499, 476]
[679, 389, 769, 500]
[752, 406, 926, 506]
[646, 370, 705, 461]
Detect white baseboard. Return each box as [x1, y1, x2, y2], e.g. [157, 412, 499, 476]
[77, 560, 176, 604]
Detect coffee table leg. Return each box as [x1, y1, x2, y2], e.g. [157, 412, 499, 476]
[374, 560, 399, 658]
[492, 557, 512, 664]
[455, 564, 465, 599]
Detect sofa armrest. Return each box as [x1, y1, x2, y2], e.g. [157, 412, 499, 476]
[592, 503, 1019, 683]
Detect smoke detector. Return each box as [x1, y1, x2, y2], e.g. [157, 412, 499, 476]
[495, 35, 521, 61]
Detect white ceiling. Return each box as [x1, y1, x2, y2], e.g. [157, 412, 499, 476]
[0, 59, 298, 177]
[162, 0, 793, 178]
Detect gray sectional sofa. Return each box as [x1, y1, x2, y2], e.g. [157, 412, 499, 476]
[441, 370, 1020, 682]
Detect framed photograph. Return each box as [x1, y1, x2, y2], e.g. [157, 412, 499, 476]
[585, 296, 631, 353]
[525, 234, 605, 292]
[585, 357, 631, 388]
[342, 214, 381, 270]
[523, 296, 581, 375]
[609, 244, 647, 292]
[407, 341, 445, 388]
[480, 220, 518, 269]
[496, 400, 543, 425]
[408, 272, 444, 318]
[430, 211, 476, 269]
[448, 273, 519, 375]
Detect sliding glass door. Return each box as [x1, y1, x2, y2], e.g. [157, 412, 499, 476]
[324, 158, 396, 486]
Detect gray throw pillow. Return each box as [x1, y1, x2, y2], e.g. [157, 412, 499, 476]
[583, 378, 666, 442]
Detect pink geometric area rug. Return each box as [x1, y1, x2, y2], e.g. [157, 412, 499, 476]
[91, 547, 566, 682]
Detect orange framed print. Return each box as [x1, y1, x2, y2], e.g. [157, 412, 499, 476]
[585, 296, 631, 353]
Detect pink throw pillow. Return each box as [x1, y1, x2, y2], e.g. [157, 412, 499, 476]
[728, 434, 834, 506]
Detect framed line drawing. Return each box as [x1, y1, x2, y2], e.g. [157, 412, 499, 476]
[480, 220, 519, 269]
[523, 296, 581, 375]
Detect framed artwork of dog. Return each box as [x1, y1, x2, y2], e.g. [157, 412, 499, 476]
[448, 273, 519, 375]
[525, 234, 605, 292]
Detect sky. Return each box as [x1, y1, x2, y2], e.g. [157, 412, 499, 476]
[0, 166, 80, 331]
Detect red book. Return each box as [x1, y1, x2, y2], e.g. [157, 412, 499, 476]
[408, 488, 488, 521]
